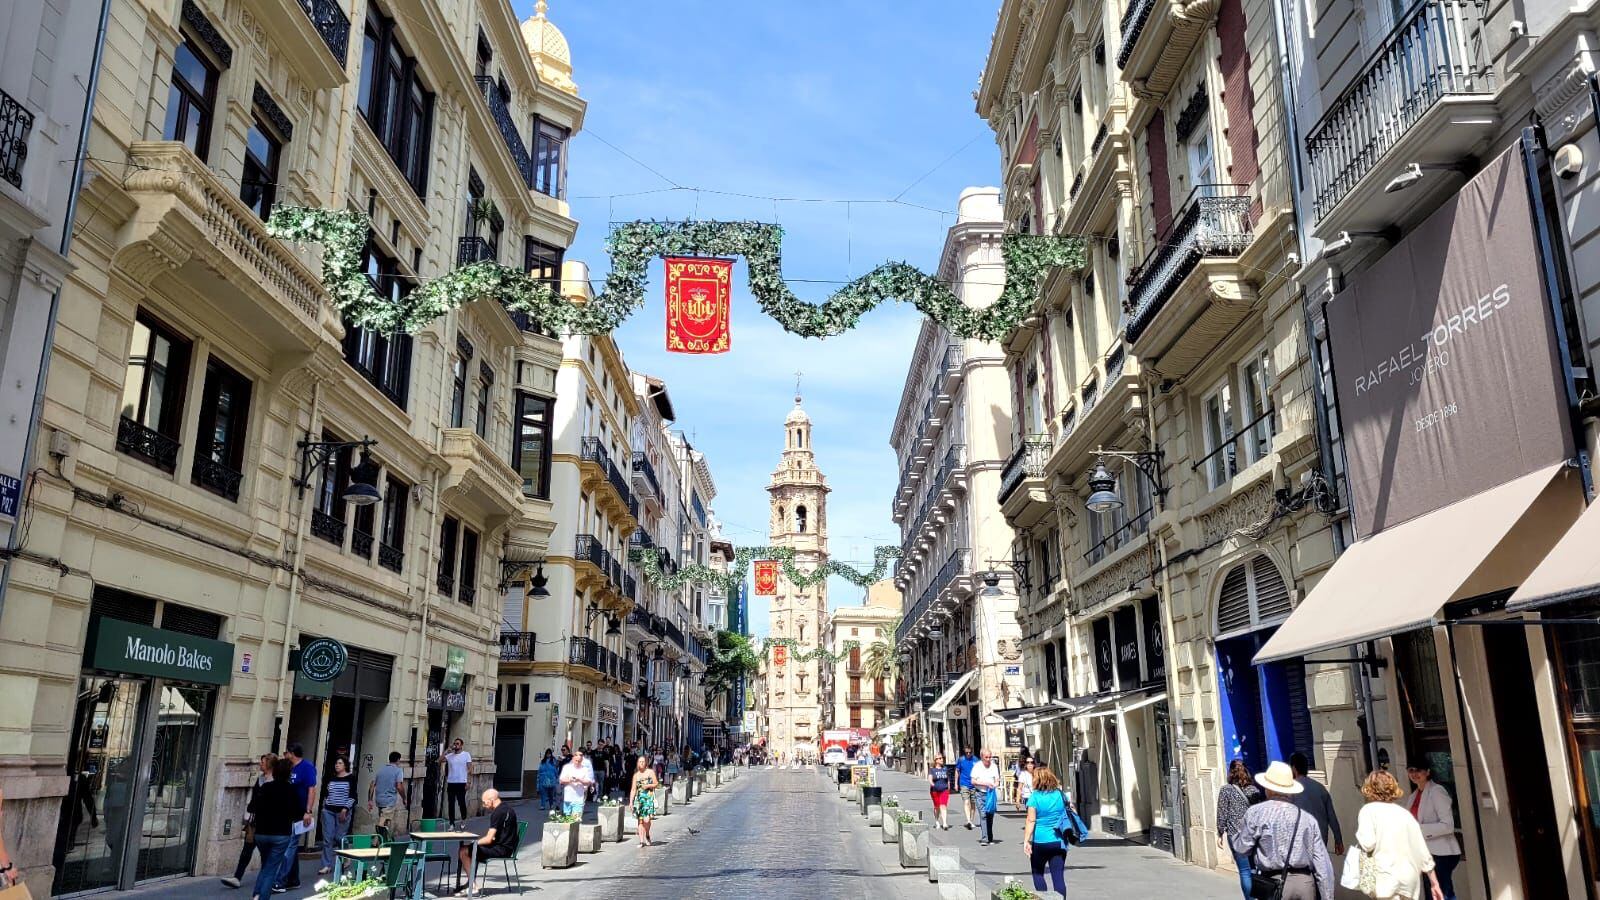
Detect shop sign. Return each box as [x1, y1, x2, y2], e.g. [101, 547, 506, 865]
[534, 691, 551, 703]
[0, 471, 19, 523]
[486, 689, 497, 708]
[299, 637, 348, 683]
[441, 646, 467, 691]
[295, 669, 333, 698]
[550, 701, 560, 729]
[1114, 606, 1140, 689]
[1327, 146, 1574, 537]
[90, 618, 233, 685]
[918, 684, 938, 707]
[1092, 618, 1113, 692]
[1142, 595, 1166, 682]
[598, 704, 620, 725]
[1006, 725, 1024, 748]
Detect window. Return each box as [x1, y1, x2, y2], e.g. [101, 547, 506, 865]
[1024, 365, 1045, 434]
[1202, 381, 1237, 489]
[163, 38, 219, 160]
[192, 357, 251, 500]
[475, 364, 493, 438]
[118, 312, 191, 472]
[795, 505, 807, 533]
[532, 118, 568, 199]
[1188, 128, 1215, 189]
[437, 516, 459, 596]
[313, 430, 353, 545]
[449, 356, 467, 428]
[357, 6, 433, 195]
[344, 241, 413, 407]
[1214, 554, 1293, 637]
[1239, 348, 1275, 466]
[378, 475, 407, 573]
[240, 106, 284, 220]
[513, 393, 554, 498]
[460, 528, 479, 604]
[474, 27, 492, 80]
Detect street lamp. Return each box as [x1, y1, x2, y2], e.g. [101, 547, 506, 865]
[294, 435, 381, 505]
[979, 555, 1031, 597]
[585, 602, 622, 636]
[1086, 460, 1122, 513]
[1083, 446, 1169, 513]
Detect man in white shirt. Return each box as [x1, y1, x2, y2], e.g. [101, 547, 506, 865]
[970, 749, 1002, 845]
[442, 738, 472, 828]
[559, 750, 595, 817]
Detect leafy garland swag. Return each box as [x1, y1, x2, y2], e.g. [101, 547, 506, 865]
[265, 207, 1087, 339]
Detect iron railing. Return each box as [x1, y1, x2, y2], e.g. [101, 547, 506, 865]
[569, 636, 601, 670]
[116, 417, 179, 473]
[664, 618, 685, 649]
[457, 235, 494, 266]
[581, 437, 634, 512]
[378, 541, 404, 573]
[1085, 505, 1155, 566]
[1125, 184, 1253, 344]
[473, 75, 533, 188]
[311, 508, 345, 545]
[896, 548, 971, 645]
[632, 452, 662, 499]
[0, 88, 32, 189]
[942, 343, 965, 378]
[998, 435, 1051, 505]
[1304, 0, 1490, 220]
[500, 631, 537, 662]
[191, 454, 243, 501]
[297, 0, 350, 65]
[1193, 404, 1277, 486]
[1118, 0, 1158, 67]
[350, 527, 373, 559]
[436, 570, 456, 598]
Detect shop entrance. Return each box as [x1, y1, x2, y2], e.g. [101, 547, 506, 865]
[494, 718, 526, 795]
[1216, 630, 1312, 773]
[1483, 624, 1567, 898]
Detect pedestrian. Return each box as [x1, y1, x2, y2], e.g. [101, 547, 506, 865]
[317, 757, 357, 875]
[1230, 760, 1336, 900]
[666, 750, 680, 785]
[1022, 765, 1071, 897]
[221, 753, 276, 888]
[442, 737, 472, 828]
[1403, 760, 1461, 900]
[0, 785, 13, 888]
[1217, 759, 1262, 899]
[1352, 769, 1445, 900]
[971, 749, 1002, 846]
[537, 749, 560, 811]
[1290, 752, 1345, 856]
[928, 753, 952, 830]
[249, 757, 308, 900]
[1015, 757, 1036, 812]
[559, 749, 594, 817]
[956, 747, 978, 830]
[280, 743, 317, 890]
[367, 751, 407, 842]
[458, 789, 518, 896]
[629, 755, 660, 847]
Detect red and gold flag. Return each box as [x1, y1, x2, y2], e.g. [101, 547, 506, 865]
[772, 644, 787, 667]
[754, 560, 779, 596]
[664, 256, 733, 354]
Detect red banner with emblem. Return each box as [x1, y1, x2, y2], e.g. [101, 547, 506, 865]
[664, 256, 733, 354]
[772, 644, 787, 667]
[754, 560, 779, 596]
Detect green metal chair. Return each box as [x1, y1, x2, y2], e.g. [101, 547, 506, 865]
[341, 833, 381, 881]
[418, 817, 455, 893]
[493, 820, 529, 893]
[379, 840, 418, 900]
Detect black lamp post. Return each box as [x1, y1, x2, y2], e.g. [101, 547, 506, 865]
[1083, 445, 1169, 513]
[585, 602, 622, 636]
[294, 434, 380, 504]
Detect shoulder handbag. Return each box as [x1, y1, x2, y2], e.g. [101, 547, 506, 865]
[1248, 808, 1301, 900]
[1059, 799, 1090, 845]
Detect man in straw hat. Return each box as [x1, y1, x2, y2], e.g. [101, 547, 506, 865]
[1229, 760, 1336, 900]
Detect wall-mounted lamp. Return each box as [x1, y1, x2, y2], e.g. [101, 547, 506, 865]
[585, 602, 622, 636]
[294, 435, 380, 505]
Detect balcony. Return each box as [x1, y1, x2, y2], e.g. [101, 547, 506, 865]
[311, 509, 345, 546]
[579, 437, 636, 529]
[436, 570, 456, 599]
[248, 0, 348, 88]
[664, 618, 685, 650]
[500, 631, 537, 663]
[1048, 348, 1143, 476]
[1, 89, 32, 189]
[1124, 184, 1257, 375]
[1118, 0, 1217, 102]
[998, 435, 1053, 528]
[457, 235, 495, 266]
[191, 454, 244, 502]
[440, 428, 523, 522]
[351, 527, 373, 560]
[569, 636, 602, 673]
[378, 541, 403, 574]
[940, 344, 965, 393]
[116, 417, 179, 473]
[897, 548, 973, 645]
[1304, 0, 1495, 238]
[474, 75, 533, 189]
[632, 452, 662, 506]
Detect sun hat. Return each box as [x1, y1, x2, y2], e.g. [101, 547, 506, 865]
[1253, 761, 1304, 795]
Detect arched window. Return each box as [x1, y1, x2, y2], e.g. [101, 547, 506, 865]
[777, 505, 786, 530]
[1215, 554, 1293, 638]
[795, 505, 808, 533]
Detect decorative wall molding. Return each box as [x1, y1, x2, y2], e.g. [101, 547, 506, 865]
[1199, 479, 1274, 545]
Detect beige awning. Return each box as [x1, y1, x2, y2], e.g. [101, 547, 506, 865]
[926, 669, 978, 717]
[876, 716, 913, 737]
[1507, 496, 1600, 611]
[1255, 462, 1583, 664]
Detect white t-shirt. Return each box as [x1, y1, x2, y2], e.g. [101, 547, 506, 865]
[560, 761, 592, 804]
[1017, 770, 1034, 798]
[445, 750, 472, 784]
[971, 761, 1001, 790]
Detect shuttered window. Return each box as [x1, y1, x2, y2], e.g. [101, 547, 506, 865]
[1252, 555, 1292, 622]
[1217, 565, 1253, 634]
[1216, 554, 1293, 637]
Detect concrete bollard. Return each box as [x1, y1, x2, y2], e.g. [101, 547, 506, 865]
[898, 821, 930, 868]
[671, 779, 689, 805]
[845, 783, 859, 802]
[838, 783, 850, 799]
[928, 845, 962, 882]
[540, 821, 579, 868]
[576, 823, 602, 854]
[654, 784, 671, 816]
[936, 868, 977, 900]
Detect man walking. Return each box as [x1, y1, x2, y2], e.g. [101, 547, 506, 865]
[442, 738, 472, 828]
[970, 749, 1002, 845]
[1288, 752, 1344, 856]
[368, 752, 408, 842]
[559, 749, 595, 817]
[956, 747, 978, 830]
[1231, 761, 1336, 900]
[281, 744, 317, 890]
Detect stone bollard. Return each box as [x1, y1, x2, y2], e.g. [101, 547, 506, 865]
[655, 784, 671, 816]
[928, 845, 962, 883]
[671, 778, 689, 805]
[866, 804, 883, 827]
[541, 821, 579, 868]
[711, 768, 722, 787]
[937, 867, 977, 900]
[598, 804, 625, 843]
[882, 810, 903, 844]
[577, 823, 602, 854]
[624, 809, 638, 835]
[898, 821, 930, 868]
[838, 783, 850, 799]
[845, 783, 859, 802]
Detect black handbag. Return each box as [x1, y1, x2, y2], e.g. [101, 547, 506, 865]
[1248, 808, 1302, 900]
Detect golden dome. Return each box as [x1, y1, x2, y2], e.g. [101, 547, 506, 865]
[521, 0, 578, 96]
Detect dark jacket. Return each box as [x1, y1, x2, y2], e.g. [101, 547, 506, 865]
[248, 779, 306, 836]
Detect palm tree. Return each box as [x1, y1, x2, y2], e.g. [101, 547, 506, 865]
[862, 614, 901, 682]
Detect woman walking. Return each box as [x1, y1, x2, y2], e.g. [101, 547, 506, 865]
[1404, 761, 1461, 900]
[629, 755, 661, 847]
[248, 758, 306, 900]
[1021, 766, 1070, 897]
[1216, 759, 1262, 899]
[929, 753, 952, 829]
[221, 754, 275, 888]
[317, 757, 357, 876]
[1015, 757, 1036, 812]
[537, 750, 559, 811]
[1352, 770, 1444, 900]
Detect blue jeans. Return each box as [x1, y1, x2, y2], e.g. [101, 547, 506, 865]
[320, 808, 350, 871]
[538, 784, 558, 809]
[254, 834, 291, 899]
[1233, 849, 1253, 899]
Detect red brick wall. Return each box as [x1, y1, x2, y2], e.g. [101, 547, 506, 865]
[1146, 111, 1174, 241]
[1217, 0, 1260, 191]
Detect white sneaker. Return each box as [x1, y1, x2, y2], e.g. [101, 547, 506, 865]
[220, 877, 240, 888]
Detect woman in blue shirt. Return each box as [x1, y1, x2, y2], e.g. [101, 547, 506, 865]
[1022, 766, 1070, 896]
[537, 749, 560, 810]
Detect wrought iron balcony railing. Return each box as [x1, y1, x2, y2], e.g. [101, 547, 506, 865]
[500, 631, 537, 662]
[378, 541, 404, 573]
[998, 435, 1052, 505]
[1118, 0, 1158, 67]
[297, 0, 350, 65]
[1124, 184, 1253, 344]
[1305, 0, 1490, 221]
[457, 235, 494, 266]
[350, 527, 374, 559]
[0, 88, 33, 189]
[311, 508, 345, 546]
[569, 635, 601, 671]
[116, 417, 180, 473]
[632, 452, 662, 499]
[436, 569, 456, 598]
[191, 454, 243, 501]
[473, 75, 533, 188]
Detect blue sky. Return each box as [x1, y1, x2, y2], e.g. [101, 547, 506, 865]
[522, 1, 1001, 638]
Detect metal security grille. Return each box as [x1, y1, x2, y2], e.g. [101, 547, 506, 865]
[159, 604, 223, 639]
[90, 586, 157, 626]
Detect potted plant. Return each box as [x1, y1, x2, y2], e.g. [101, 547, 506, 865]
[991, 878, 1046, 900]
[542, 810, 581, 868]
[898, 813, 930, 868]
[310, 878, 385, 900]
[882, 805, 904, 843]
[597, 796, 626, 842]
[469, 197, 499, 227]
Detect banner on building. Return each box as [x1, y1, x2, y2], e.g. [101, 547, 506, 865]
[1142, 595, 1166, 681]
[753, 560, 779, 596]
[1113, 606, 1140, 689]
[772, 644, 787, 667]
[1092, 617, 1114, 692]
[441, 646, 467, 691]
[665, 256, 733, 354]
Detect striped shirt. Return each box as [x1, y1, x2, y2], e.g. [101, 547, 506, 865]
[324, 774, 356, 810]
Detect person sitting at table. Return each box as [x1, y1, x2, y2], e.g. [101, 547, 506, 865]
[458, 789, 518, 895]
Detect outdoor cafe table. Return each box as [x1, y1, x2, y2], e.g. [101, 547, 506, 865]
[331, 845, 425, 899]
[409, 830, 484, 898]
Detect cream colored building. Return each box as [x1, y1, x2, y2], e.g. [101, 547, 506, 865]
[0, 0, 580, 892]
[820, 580, 900, 734]
[979, 0, 1349, 863]
[889, 186, 1026, 773]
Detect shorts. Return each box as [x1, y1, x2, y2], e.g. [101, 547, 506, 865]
[962, 787, 978, 801]
[375, 805, 401, 829]
[931, 789, 950, 808]
[474, 845, 514, 866]
[562, 800, 583, 816]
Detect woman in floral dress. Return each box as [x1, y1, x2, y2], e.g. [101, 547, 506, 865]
[629, 755, 660, 847]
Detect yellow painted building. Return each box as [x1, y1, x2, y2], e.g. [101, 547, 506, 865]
[820, 580, 900, 735]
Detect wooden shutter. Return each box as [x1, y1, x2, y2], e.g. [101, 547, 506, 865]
[1216, 562, 1252, 634]
[1039, 319, 1055, 420]
[1251, 555, 1293, 624]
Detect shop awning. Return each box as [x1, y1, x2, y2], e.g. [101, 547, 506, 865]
[926, 669, 978, 717]
[985, 700, 1087, 726]
[876, 716, 913, 737]
[1507, 496, 1600, 611]
[1255, 462, 1583, 664]
[1069, 685, 1163, 720]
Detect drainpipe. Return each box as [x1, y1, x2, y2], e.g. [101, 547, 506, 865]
[1146, 374, 1189, 861]
[272, 381, 324, 739]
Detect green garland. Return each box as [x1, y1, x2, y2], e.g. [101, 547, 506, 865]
[628, 545, 900, 595]
[706, 636, 871, 668]
[266, 207, 1086, 339]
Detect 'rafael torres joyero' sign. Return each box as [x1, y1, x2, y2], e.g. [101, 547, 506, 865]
[91, 618, 234, 686]
[1326, 146, 1575, 537]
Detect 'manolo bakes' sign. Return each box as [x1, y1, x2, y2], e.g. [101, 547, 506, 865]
[665, 256, 733, 354]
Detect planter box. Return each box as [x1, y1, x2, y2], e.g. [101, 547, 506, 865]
[866, 804, 883, 827]
[541, 821, 579, 868]
[990, 891, 1063, 900]
[577, 823, 602, 853]
[598, 805, 624, 842]
[838, 783, 850, 799]
[654, 785, 670, 816]
[671, 779, 689, 805]
[883, 812, 903, 843]
[937, 868, 977, 900]
[898, 821, 930, 868]
[929, 845, 962, 882]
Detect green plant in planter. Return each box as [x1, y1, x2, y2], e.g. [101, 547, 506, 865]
[547, 811, 581, 824]
[995, 884, 1035, 900]
[313, 878, 384, 899]
[469, 197, 499, 225]
[599, 797, 624, 807]
[882, 796, 900, 808]
[896, 812, 917, 825]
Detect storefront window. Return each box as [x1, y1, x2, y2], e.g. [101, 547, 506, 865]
[1392, 628, 1457, 789]
[1551, 616, 1600, 873]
